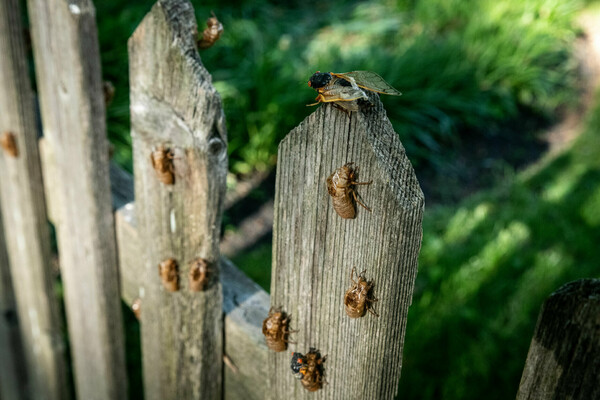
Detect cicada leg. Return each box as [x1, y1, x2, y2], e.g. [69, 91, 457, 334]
[351, 189, 372, 212]
[350, 267, 357, 285]
[367, 306, 379, 318]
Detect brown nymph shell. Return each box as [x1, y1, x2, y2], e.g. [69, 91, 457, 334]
[197, 12, 223, 49]
[326, 162, 371, 219]
[150, 145, 175, 185]
[158, 258, 179, 292]
[344, 267, 378, 318]
[0, 131, 18, 157]
[292, 348, 327, 392]
[262, 307, 295, 352]
[189, 258, 211, 292]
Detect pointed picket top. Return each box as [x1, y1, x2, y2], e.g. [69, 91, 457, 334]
[269, 93, 424, 399]
[129, 0, 227, 399]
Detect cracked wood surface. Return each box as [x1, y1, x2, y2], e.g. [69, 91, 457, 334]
[269, 94, 424, 399]
[517, 279, 600, 400]
[129, 0, 227, 398]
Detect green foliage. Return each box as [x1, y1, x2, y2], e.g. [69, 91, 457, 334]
[97, 0, 581, 173]
[397, 91, 600, 400]
[230, 90, 600, 400]
[231, 240, 273, 291]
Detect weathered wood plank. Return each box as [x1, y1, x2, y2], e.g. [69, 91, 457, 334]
[516, 279, 600, 400]
[39, 146, 271, 400]
[270, 94, 424, 399]
[0, 210, 29, 400]
[0, 1, 69, 399]
[221, 257, 270, 400]
[25, 0, 127, 398]
[113, 195, 271, 400]
[129, 0, 227, 398]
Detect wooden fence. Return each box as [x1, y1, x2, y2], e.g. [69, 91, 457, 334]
[0, 0, 597, 399]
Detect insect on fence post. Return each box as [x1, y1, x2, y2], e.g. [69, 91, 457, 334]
[307, 70, 401, 112]
[344, 267, 379, 318]
[290, 348, 327, 392]
[158, 258, 179, 292]
[262, 307, 296, 352]
[0, 131, 18, 157]
[327, 162, 372, 219]
[189, 258, 211, 292]
[150, 145, 175, 185]
[131, 298, 141, 320]
[197, 12, 223, 49]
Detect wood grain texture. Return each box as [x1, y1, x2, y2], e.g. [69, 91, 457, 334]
[40, 144, 272, 400]
[25, 0, 127, 398]
[0, 1, 69, 399]
[517, 279, 600, 400]
[129, 0, 228, 398]
[109, 170, 270, 400]
[221, 257, 270, 400]
[270, 95, 424, 399]
[0, 210, 30, 400]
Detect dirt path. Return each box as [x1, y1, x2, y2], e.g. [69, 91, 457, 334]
[543, 8, 600, 153]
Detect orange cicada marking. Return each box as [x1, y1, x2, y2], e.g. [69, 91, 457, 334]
[307, 70, 401, 112]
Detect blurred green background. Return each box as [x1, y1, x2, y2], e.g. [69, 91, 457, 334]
[94, 0, 600, 399]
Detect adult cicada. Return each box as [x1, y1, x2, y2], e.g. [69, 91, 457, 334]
[307, 71, 401, 112]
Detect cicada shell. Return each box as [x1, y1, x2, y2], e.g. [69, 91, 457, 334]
[150, 145, 175, 185]
[307, 70, 401, 111]
[131, 298, 141, 320]
[262, 307, 295, 352]
[344, 267, 378, 318]
[290, 348, 327, 392]
[0, 131, 18, 157]
[189, 258, 211, 292]
[326, 162, 372, 219]
[158, 258, 179, 292]
[102, 80, 115, 106]
[198, 12, 223, 49]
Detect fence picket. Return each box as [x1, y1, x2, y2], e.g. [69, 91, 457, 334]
[517, 279, 600, 400]
[0, 1, 69, 399]
[0, 211, 29, 400]
[269, 93, 424, 399]
[129, 0, 228, 398]
[25, 0, 128, 398]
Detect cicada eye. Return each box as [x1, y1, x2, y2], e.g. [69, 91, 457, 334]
[308, 72, 332, 89]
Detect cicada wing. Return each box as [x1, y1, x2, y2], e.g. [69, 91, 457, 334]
[334, 71, 402, 96]
[319, 85, 367, 102]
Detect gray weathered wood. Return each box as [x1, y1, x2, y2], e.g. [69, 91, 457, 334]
[40, 142, 271, 400]
[269, 95, 424, 399]
[0, 210, 29, 400]
[0, 1, 69, 399]
[221, 257, 270, 400]
[25, 0, 128, 398]
[129, 0, 227, 398]
[517, 279, 600, 400]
